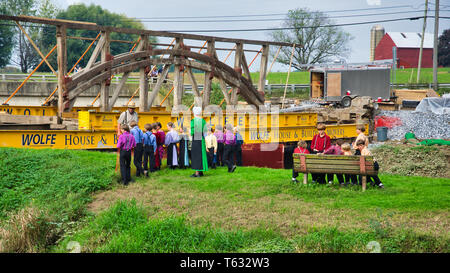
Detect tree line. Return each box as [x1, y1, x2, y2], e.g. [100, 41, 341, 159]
[0, 0, 148, 73]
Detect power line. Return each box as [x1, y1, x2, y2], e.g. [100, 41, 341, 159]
[163, 16, 450, 33]
[0, 16, 448, 33]
[124, 5, 419, 20]
[125, 10, 448, 23]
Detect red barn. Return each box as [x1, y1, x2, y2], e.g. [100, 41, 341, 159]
[374, 32, 434, 68]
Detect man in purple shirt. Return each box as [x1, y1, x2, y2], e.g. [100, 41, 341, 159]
[223, 124, 236, 173]
[214, 125, 225, 166]
[117, 124, 136, 185]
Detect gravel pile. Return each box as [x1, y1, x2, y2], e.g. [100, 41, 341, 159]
[279, 101, 322, 113]
[378, 110, 450, 140]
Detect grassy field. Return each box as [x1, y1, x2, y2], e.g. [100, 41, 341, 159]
[0, 147, 448, 253]
[5, 67, 449, 85]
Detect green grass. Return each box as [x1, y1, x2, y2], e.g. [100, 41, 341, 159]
[1, 148, 449, 253]
[142, 166, 449, 212]
[249, 68, 450, 85]
[4, 68, 449, 85]
[0, 148, 116, 224]
[53, 199, 449, 253]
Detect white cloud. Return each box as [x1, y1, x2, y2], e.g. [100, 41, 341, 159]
[367, 0, 381, 5]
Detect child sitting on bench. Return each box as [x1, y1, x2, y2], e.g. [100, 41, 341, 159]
[292, 140, 310, 183]
[323, 139, 344, 185]
[341, 143, 357, 185]
[356, 139, 384, 189]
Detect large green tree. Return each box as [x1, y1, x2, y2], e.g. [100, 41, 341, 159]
[269, 8, 352, 70]
[39, 3, 153, 73]
[0, 4, 15, 68]
[2, 0, 41, 72]
[438, 29, 450, 67]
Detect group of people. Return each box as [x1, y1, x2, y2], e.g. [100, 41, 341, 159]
[116, 105, 244, 184]
[292, 123, 384, 188]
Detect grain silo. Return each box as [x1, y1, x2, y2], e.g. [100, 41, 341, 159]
[370, 25, 385, 61]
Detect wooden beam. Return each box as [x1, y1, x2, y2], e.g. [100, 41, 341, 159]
[147, 64, 170, 110]
[214, 51, 231, 105]
[173, 38, 184, 107]
[185, 66, 200, 97]
[232, 43, 243, 105]
[0, 15, 302, 48]
[138, 34, 149, 111]
[241, 52, 252, 83]
[108, 72, 130, 111]
[258, 44, 269, 93]
[202, 40, 215, 108]
[85, 33, 106, 70]
[56, 25, 66, 118]
[99, 31, 110, 112]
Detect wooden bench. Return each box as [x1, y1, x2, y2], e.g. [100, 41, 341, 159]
[293, 154, 378, 191]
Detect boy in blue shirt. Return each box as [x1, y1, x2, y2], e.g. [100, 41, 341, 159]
[143, 123, 157, 176]
[130, 121, 144, 177]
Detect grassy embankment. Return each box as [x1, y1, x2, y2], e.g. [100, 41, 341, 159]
[1, 147, 448, 253]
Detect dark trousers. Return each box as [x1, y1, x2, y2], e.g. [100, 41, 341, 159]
[120, 149, 132, 185]
[327, 173, 344, 184]
[207, 147, 216, 168]
[143, 145, 155, 173]
[223, 144, 234, 171]
[310, 150, 326, 184]
[345, 174, 358, 185]
[233, 144, 243, 166]
[133, 143, 143, 176]
[217, 142, 224, 166]
[368, 161, 382, 186]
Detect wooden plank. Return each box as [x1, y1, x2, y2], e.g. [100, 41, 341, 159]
[258, 44, 269, 93]
[138, 34, 149, 112]
[298, 159, 374, 167]
[295, 168, 377, 176]
[362, 176, 367, 191]
[241, 52, 252, 83]
[0, 15, 303, 48]
[56, 25, 66, 117]
[202, 40, 215, 108]
[99, 31, 110, 112]
[108, 71, 130, 111]
[173, 38, 184, 107]
[232, 43, 243, 105]
[147, 64, 170, 109]
[85, 33, 106, 70]
[300, 164, 374, 171]
[326, 72, 341, 97]
[294, 154, 374, 161]
[185, 66, 200, 97]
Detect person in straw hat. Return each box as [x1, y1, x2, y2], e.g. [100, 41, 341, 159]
[118, 102, 139, 127]
[190, 106, 208, 177]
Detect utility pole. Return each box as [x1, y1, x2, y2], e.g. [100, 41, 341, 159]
[433, 0, 439, 91]
[417, 0, 428, 83]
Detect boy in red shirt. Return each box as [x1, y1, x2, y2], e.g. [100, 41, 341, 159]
[310, 123, 331, 184]
[292, 140, 310, 183]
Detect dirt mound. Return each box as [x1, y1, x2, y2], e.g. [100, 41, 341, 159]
[372, 143, 450, 178]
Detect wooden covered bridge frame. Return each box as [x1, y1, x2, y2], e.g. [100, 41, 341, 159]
[0, 15, 301, 119]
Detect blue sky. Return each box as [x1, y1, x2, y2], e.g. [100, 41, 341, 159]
[55, 0, 449, 71]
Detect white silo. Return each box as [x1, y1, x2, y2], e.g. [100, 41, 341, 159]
[370, 25, 385, 61]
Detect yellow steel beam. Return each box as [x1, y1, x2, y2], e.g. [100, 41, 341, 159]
[0, 130, 118, 149]
[0, 123, 367, 149]
[81, 111, 318, 131]
[0, 105, 167, 117]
